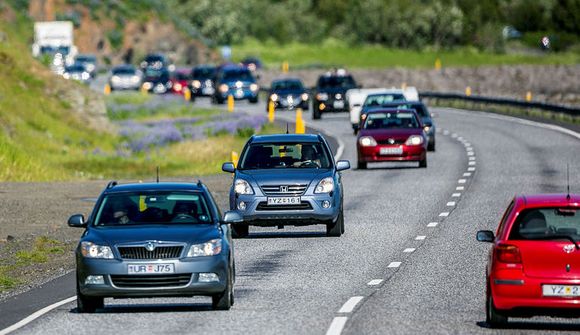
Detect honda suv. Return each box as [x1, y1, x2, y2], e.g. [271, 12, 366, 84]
[222, 134, 350, 237]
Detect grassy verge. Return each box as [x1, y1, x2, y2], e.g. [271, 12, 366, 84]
[233, 38, 580, 69]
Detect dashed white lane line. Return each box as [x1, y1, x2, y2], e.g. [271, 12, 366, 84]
[427, 222, 439, 227]
[338, 296, 364, 313]
[469, 161, 476, 165]
[451, 133, 457, 138]
[446, 201, 456, 206]
[456, 186, 465, 190]
[457, 136, 464, 141]
[452, 193, 461, 197]
[467, 152, 474, 156]
[403, 248, 416, 253]
[415, 235, 426, 240]
[458, 179, 467, 184]
[388, 262, 402, 268]
[0, 296, 76, 335]
[439, 212, 450, 217]
[469, 156, 476, 161]
[463, 172, 471, 177]
[468, 167, 476, 171]
[367, 279, 383, 286]
[326, 317, 348, 335]
[443, 130, 450, 135]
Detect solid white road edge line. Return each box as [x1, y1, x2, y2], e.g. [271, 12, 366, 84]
[338, 296, 364, 313]
[326, 317, 348, 335]
[367, 279, 383, 286]
[0, 296, 76, 335]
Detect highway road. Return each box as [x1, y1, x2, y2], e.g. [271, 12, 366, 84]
[2, 95, 580, 334]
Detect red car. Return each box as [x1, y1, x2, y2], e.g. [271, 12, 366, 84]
[477, 193, 580, 327]
[356, 109, 427, 169]
[170, 69, 191, 95]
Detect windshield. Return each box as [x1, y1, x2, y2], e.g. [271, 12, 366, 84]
[173, 72, 190, 80]
[509, 208, 579, 240]
[318, 76, 355, 89]
[222, 69, 254, 81]
[144, 68, 168, 79]
[94, 191, 212, 226]
[193, 67, 216, 78]
[272, 81, 303, 91]
[364, 94, 406, 107]
[239, 142, 332, 169]
[363, 112, 420, 129]
[113, 67, 136, 75]
[76, 55, 96, 63]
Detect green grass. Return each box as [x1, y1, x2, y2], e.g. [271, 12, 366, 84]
[105, 91, 152, 106]
[233, 38, 580, 69]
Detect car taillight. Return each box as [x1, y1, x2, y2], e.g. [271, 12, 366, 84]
[495, 244, 522, 263]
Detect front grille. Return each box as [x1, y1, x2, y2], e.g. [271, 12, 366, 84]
[256, 201, 313, 211]
[117, 246, 183, 260]
[377, 139, 406, 145]
[260, 184, 308, 196]
[111, 274, 191, 288]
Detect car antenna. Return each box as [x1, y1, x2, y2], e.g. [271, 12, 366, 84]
[156, 166, 160, 183]
[286, 123, 289, 134]
[566, 163, 571, 201]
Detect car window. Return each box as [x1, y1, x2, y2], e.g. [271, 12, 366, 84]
[239, 142, 331, 169]
[363, 112, 419, 129]
[94, 191, 212, 226]
[193, 68, 216, 78]
[222, 69, 254, 81]
[497, 200, 515, 237]
[364, 94, 406, 106]
[272, 81, 303, 90]
[509, 208, 579, 240]
[173, 72, 190, 80]
[113, 68, 136, 75]
[318, 76, 355, 89]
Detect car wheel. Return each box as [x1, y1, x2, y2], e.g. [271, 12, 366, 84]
[357, 161, 367, 170]
[428, 141, 435, 152]
[76, 284, 104, 313]
[212, 271, 233, 310]
[249, 97, 259, 104]
[419, 158, 427, 168]
[232, 224, 249, 238]
[313, 107, 321, 120]
[326, 210, 343, 237]
[486, 291, 508, 327]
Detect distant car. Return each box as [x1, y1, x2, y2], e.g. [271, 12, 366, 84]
[267, 78, 309, 111]
[68, 181, 239, 312]
[142, 67, 172, 94]
[222, 134, 350, 238]
[140, 53, 170, 71]
[190, 65, 217, 97]
[240, 56, 263, 73]
[477, 194, 580, 327]
[357, 109, 427, 169]
[74, 54, 98, 78]
[170, 69, 192, 96]
[358, 101, 436, 151]
[312, 69, 358, 119]
[213, 66, 259, 104]
[109, 65, 142, 91]
[63, 63, 91, 84]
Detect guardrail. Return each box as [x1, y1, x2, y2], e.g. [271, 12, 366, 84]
[419, 91, 580, 116]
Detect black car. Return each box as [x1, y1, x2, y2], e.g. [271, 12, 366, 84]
[312, 70, 358, 119]
[190, 65, 217, 97]
[68, 181, 240, 312]
[266, 78, 309, 111]
[213, 65, 259, 104]
[142, 67, 172, 94]
[74, 54, 97, 78]
[140, 53, 169, 71]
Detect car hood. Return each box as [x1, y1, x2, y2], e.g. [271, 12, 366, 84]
[271, 89, 306, 95]
[317, 87, 351, 94]
[84, 224, 221, 246]
[359, 128, 423, 141]
[237, 169, 331, 186]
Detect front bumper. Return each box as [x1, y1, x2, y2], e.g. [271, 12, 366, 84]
[358, 145, 426, 162]
[315, 98, 348, 113]
[77, 255, 228, 298]
[218, 88, 258, 100]
[271, 98, 309, 110]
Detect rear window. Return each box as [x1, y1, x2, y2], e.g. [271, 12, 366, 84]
[363, 94, 406, 107]
[113, 67, 136, 75]
[272, 81, 303, 90]
[238, 142, 331, 170]
[193, 67, 216, 78]
[318, 76, 356, 89]
[509, 208, 579, 240]
[363, 112, 420, 129]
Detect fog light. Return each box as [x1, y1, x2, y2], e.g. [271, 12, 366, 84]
[322, 200, 331, 209]
[238, 201, 246, 211]
[199, 273, 219, 283]
[319, 103, 326, 110]
[85, 275, 105, 285]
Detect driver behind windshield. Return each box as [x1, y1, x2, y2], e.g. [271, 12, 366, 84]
[239, 143, 331, 169]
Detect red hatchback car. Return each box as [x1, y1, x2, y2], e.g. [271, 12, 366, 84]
[356, 109, 427, 169]
[170, 69, 191, 95]
[477, 193, 580, 327]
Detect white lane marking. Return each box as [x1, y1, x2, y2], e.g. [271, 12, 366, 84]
[457, 136, 464, 141]
[469, 161, 476, 165]
[427, 222, 439, 227]
[446, 201, 456, 206]
[0, 296, 76, 335]
[415, 235, 426, 240]
[469, 156, 476, 161]
[439, 212, 450, 217]
[458, 179, 467, 184]
[338, 296, 364, 313]
[367, 279, 383, 286]
[443, 130, 450, 135]
[452, 193, 461, 197]
[468, 167, 476, 171]
[463, 172, 471, 177]
[403, 248, 416, 253]
[388, 262, 402, 268]
[451, 133, 458, 138]
[464, 142, 471, 146]
[456, 186, 465, 190]
[467, 152, 474, 156]
[326, 317, 348, 335]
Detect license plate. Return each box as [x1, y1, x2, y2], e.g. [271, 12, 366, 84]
[267, 197, 301, 205]
[542, 285, 580, 297]
[202, 87, 214, 95]
[380, 147, 403, 155]
[128, 263, 175, 274]
[333, 101, 345, 109]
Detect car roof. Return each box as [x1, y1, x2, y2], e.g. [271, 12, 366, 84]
[272, 78, 302, 83]
[378, 101, 424, 107]
[250, 134, 321, 144]
[517, 193, 580, 208]
[103, 182, 206, 194]
[365, 108, 417, 114]
[366, 90, 405, 96]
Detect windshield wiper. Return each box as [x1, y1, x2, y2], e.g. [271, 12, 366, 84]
[527, 234, 580, 250]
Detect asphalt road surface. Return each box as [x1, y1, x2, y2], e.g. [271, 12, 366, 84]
[2, 94, 580, 334]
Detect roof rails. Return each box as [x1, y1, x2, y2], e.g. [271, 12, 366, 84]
[106, 181, 118, 189]
[197, 179, 204, 187]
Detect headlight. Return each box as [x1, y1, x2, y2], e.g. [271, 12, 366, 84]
[63, 73, 70, 79]
[174, 83, 182, 91]
[316, 93, 329, 101]
[81, 72, 90, 80]
[192, 80, 201, 88]
[187, 239, 222, 257]
[111, 75, 121, 83]
[359, 136, 377, 147]
[405, 135, 424, 146]
[131, 75, 140, 83]
[315, 177, 334, 194]
[250, 83, 259, 91]
[234, 179, 254, 195]
[270, 93, 278, 102]
[85, 64, 95, 72]
[301, 93, 309, 101]
[80, 241, 114, 259]
[423, 126, 431, 133]
[219, 84, 229, 93]
[142, 82, 152, 90]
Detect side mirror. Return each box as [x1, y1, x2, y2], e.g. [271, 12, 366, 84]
[222, 162, 235, 173]
[222, 211, 243, 224]
[68, 214, 87, 228]
[476, 230, 495, 243]
[336, 160, 351, 171]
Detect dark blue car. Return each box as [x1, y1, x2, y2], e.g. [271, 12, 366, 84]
[213, 65, 259, 104]
[68, 181, 241, 312]
[267, 78, 309, 111]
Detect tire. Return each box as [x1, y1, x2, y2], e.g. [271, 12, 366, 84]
[232, 224, 249, 238]
[486, 292, 508, 327]
[214, 96, 224, 105]
[76, 284, 104, 313]
[419, 157, 427, 168]
[357, 161, 367, 170]
[212, 271, 233, 310]
[249, 97, 259, 104]
[313, 106, 321, 120]
[326, 210, 343, 237]
[428, 140, 435, 152]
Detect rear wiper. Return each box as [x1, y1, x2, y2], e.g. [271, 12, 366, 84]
[527, 234, 580, 250]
